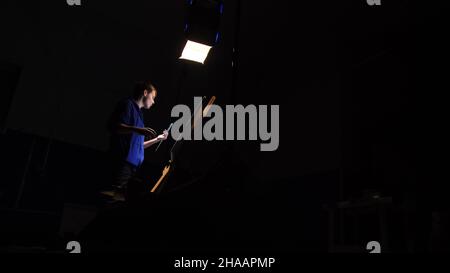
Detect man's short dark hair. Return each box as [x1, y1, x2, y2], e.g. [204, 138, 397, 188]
[132, 80, 156, 100]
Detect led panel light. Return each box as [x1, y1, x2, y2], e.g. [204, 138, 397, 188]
[179, 40, 212, 64]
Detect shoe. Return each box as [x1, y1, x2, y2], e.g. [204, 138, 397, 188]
[100, 190, 126, 202]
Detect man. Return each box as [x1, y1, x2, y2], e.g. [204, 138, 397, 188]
[106, 81, 168, 202]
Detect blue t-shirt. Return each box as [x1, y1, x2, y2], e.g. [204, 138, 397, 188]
[108, 98, 145, 167]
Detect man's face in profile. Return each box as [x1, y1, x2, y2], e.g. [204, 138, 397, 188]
[143, 90, 156, 110]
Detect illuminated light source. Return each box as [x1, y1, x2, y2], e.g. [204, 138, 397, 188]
[181, 0, 223, 64]
[180, 40, 212, 64]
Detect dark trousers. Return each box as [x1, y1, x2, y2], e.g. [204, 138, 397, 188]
[112, 161, 137, 190]
[111, 161, 148, 202]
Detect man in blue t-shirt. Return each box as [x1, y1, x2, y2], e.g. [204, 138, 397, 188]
[107, 81, 168, 201]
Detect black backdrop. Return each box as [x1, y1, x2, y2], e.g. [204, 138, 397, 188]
[1, 0, 448, 252]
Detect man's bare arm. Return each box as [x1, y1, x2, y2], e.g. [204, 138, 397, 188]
[144, 131, 169, 149]
[115, 123, 156, 137]
[144, 138, 160, 149]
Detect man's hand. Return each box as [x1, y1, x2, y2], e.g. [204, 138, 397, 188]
[138, 127, 157, 138]
[144, 130, 169, 149]
[156, 130, 169, 141]
[116, 123, 157, 138]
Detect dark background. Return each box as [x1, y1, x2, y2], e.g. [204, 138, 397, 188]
[0, 0, 448, 253]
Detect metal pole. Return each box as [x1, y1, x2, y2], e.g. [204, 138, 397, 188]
[230, 0, 242, 105]
[14, 137, 36, 209]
